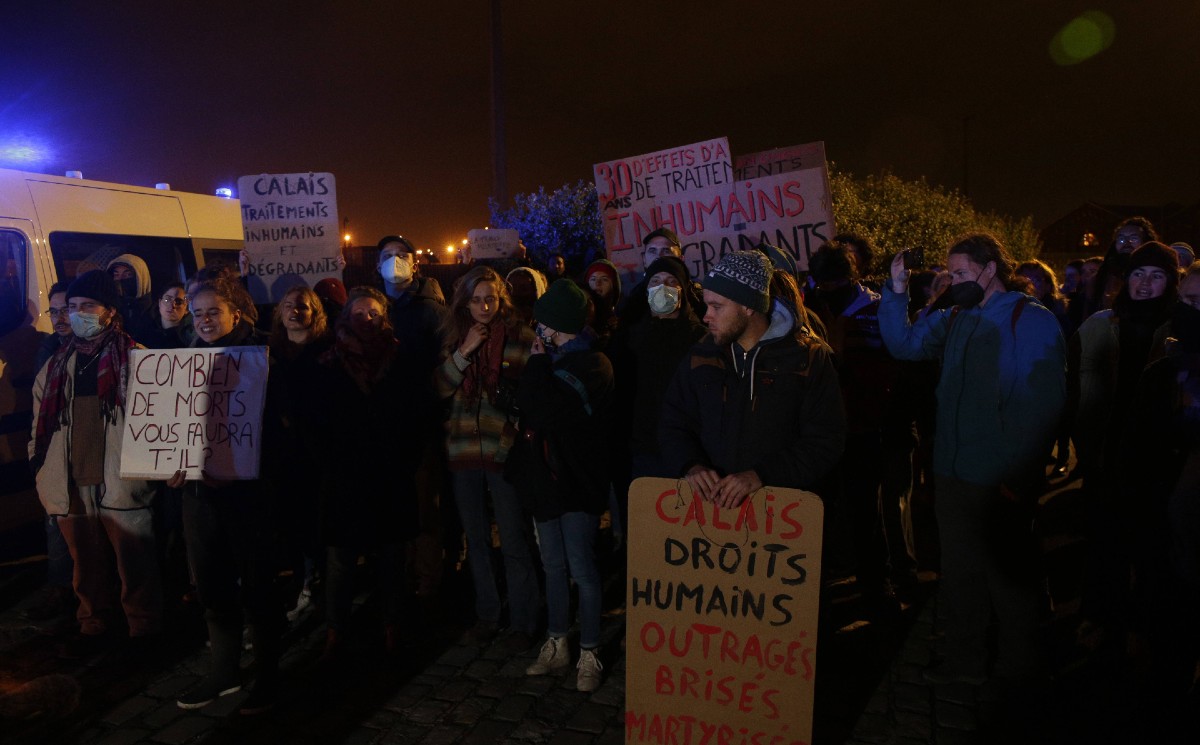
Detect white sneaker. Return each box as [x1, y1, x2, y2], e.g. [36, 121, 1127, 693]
[576, 648, 603, 692]
[287, 588, 312, 622]
[526, 636, 569, 675]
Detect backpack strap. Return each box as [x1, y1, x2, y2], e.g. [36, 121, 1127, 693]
[1010, 296, 1027, 335]
[553, 368, 592, 416]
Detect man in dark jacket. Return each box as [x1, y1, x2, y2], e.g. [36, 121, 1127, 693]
[660, 251, 846, 509]
[376, 234, 448, 377]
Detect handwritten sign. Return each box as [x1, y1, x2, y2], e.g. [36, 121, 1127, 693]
[595, 140, 835, 281]
[467, 228, 519, 260]
[238, 172, 340, 303]
[119, 346, 268, 480]
[625, 478, 823, 745]
[594, 138, 733, 287]
[726, 143, 835, 273]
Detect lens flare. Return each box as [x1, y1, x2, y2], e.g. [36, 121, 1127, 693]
[0, 134, 53, 166]
[1050, 11, 1115, 66]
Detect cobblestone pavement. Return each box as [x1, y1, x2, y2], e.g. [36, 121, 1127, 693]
[3, 470, 1196, 744]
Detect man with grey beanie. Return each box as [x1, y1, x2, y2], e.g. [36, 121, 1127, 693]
[659, 251, 846, 508]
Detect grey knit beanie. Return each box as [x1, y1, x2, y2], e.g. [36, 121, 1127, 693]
[702, 251, 772, 313]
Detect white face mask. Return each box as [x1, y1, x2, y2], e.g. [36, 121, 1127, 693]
[69, 311, 106, 339]
[647, 283, 681, 315]
[380, 255, 413, 284]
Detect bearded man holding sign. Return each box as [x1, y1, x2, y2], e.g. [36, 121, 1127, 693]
[659, 251, 846, 506]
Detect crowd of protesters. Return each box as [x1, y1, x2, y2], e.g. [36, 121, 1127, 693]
[19, 216, 1200, 717]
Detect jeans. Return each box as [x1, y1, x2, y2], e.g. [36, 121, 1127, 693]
[452, 469, 539, 633]
[536, 511, 601, 649]
[934, 474, 1041, 679]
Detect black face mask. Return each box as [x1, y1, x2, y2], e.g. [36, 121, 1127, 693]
[117, 277, 138, 298]
[948, 280, 985, 310]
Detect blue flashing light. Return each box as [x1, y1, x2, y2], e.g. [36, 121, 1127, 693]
[215, 187, 234, 198]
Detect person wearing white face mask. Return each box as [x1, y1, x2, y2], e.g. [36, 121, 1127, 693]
[605, 256, 706, 538]
[375, 235, 448, 378]
[28, 270, 162, 659]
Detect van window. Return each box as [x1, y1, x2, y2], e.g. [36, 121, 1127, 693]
[0, 230, 28, 337]
[48, 232, 199, 297]
[201, 247, 241, 273]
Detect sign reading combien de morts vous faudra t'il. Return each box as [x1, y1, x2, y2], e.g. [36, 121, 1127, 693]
[119, 346, 269, 481]
[237, 172, 340, 303]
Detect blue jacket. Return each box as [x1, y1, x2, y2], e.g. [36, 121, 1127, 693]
[878, 286, 1065, 490]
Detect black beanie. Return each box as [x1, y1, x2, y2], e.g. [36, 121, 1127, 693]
[1126, 241, 1180, 279]
[645, 255, 690, 288]
[66, 270, 121, 310]
[534, 279, 589, 334]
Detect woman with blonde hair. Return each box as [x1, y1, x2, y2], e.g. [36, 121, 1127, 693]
[435, 265, 539, 650]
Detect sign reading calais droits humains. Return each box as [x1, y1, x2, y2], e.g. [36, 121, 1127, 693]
[119, 347, 269, 481]
[625, 478, 824, 745]
[593, 140, 833, 285]
[237, 172, 340, 303]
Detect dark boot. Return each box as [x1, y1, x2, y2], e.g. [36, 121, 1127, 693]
[177, 618, 242, 709]
[240, 623, 281, 715]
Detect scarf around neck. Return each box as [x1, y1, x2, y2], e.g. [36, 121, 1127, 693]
[32, 323, 133, 472]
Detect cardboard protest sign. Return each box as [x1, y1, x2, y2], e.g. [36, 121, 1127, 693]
[238, 172, 340, 303]
[726, 143, 835, 272]
[732, 142, 828, 181]
[467, 228, 519, 260]
[120, 346, 269, 480]
[595, 140, 835, 281]
[594, 138, 733, 286]
[625, 478, 823, 745]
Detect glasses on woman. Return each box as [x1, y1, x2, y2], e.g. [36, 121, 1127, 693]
[160, 295, 187, 307]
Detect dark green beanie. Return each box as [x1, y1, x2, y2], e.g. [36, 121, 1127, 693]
[534, 279, 589, 333]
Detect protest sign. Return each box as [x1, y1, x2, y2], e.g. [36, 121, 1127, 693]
[238, 172, 340, 303]
[467, 228, 520, 260]
[594, 138, 733, 286]
[595, 140, 834, 282]
[119, 346, 269, 480]
[625, 478, 824, 745]
[724, 143, 835, 272]
[732, 142, 828, 181]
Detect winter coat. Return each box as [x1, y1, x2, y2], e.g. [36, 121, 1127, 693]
[508, 332, 614, 521]
[814, 284, 896, 434]
[386, 276, 448, 382]
[435, 321, 535, 472]
[659, 301, 846, 490]
[313, 335, 429, 546]
[607, 309, 706, 459]
[879, 286, 1065, 492]
[29, 345, 153, 514]
[185, 321, 275, 505]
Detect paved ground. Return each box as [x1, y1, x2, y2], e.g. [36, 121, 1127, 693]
[1, 469, 1196, 744]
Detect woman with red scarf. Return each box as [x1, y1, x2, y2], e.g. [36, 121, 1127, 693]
[29, 270, 163, 658]
[435, 266, 539, 650]
[313, 286, 431, 663]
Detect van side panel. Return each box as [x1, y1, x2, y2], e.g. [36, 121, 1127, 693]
[26, 181, 190, 237]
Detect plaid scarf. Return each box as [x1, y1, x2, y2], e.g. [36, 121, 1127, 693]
[323, 317, 398, 394]
[459, 318, 510, 405]
[32, 324, 134, 472]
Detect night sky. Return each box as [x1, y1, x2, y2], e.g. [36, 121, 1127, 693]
[3, 1, 1196, 252]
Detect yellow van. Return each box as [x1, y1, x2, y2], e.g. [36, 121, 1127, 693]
[0, 168, 242, 562]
